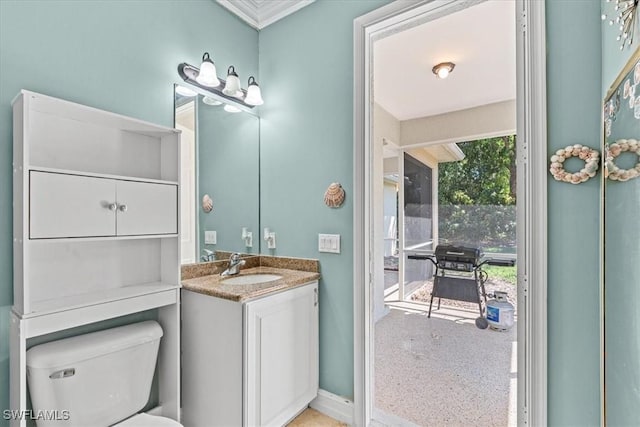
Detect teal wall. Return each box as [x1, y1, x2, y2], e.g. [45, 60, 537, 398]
[197, 100, 260, 256]
[546, 1, 602, 425]
[601, 1, 640, 424]
[258, 0, 388, 398]
[0, 1, 258, 422]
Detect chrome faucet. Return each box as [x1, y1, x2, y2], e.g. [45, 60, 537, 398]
[221, 253, 246, 276]
[201, 249, 215, 262]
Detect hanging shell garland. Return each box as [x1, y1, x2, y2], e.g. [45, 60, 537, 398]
[605, 138, 640, 181]
[202, 194, 213, 213]
[324, 182, 346, 208]
[549, 144, 600, 184]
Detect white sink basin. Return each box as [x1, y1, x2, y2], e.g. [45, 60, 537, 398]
[222, 274, 283, 285]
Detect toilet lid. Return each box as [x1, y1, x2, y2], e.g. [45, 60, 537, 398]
[114, 413, 183, 427]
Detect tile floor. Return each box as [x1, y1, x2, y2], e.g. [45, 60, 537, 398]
[287, 408, 346, 426]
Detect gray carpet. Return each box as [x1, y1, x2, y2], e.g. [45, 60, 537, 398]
[375, 308, 517, 426]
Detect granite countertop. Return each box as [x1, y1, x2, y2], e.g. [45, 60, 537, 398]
[181, 265, 320, 302]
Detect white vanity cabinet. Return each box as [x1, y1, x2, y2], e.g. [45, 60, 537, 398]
[10, 90, 181, 426]
[181, 282, 319, 427]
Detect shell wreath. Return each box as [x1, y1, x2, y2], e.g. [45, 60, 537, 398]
[605, 138, 640, 182]
[549, 144, 600, 184]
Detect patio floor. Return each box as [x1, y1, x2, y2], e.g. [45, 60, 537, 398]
[374, 288, 517, 426]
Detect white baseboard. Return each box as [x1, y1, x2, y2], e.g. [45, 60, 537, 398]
[372, 407, 421, 427]
[310, 389, 354, 425]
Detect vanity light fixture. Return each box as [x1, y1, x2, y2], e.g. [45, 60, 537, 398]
[195, 53, 220, 87]
[432, 62, 456, 79]
[223, 66, 243, 99]
[245, 76, 264, 106]
[178, 55, 264, 110]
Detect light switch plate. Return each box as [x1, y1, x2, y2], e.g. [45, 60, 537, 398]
[205, 230, 217, 245]
[319, 234, 340, 253]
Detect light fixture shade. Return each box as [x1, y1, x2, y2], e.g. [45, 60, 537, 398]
[244, 76, 264, 106]
[175, 85, 197, 97]
[223, 104, 241, 113]
[432, 62, 455, 79]
[223, 66, 242, 98]
[202, 96, 222, 106]
[196, 53, 220, 87]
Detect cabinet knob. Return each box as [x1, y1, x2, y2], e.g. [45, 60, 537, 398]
[108, 203, 117, 211]
[118, 204, 128, 212]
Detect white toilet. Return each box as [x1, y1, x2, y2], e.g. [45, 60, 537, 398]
[26, 321, 182, 427]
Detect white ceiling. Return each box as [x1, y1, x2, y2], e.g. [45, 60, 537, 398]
[374, 0, 516, 121]
[217, 0, 315, 29]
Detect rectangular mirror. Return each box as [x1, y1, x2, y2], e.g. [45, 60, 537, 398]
[174, 85, 260, 264]
[603, 48, 640, 425]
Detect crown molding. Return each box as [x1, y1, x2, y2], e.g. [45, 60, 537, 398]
[217, 0, 315, 30]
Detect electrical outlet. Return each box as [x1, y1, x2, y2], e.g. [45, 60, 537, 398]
[318, 234, 340, 253]
[204, 230, 217, 245]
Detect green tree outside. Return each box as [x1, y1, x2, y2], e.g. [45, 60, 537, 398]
[438, 135, 516, 252]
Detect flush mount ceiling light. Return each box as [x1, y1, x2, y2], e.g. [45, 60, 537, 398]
[195, 53, 220, 87]
[432, 62, 456, 79]
[178, 54, 264, 110]
[244, 76, 264, 106]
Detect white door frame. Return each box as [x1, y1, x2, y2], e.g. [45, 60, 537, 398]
[353, 1, 548, 425]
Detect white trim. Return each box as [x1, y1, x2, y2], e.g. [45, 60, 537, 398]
[309, 389, 354, 425]
[354, 1, 547, 426]
[443, 143, 465, 161]
[372, 407, 421, 427]
[216, 0, 315, 30]
[397, 151, 406, 301]
[217, 0, 260, 28]
[399, 129, 517, 150]
[515, 0, 548, 424]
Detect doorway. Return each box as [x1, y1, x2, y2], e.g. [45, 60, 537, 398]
[376, 137, 518, 426]
[353, 0, 548, 425]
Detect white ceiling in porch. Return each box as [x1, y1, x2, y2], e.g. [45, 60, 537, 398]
[374, 0, 516, 121]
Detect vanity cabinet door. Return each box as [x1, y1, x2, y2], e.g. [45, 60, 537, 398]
[30, 171, 116, 238]
[244, 282, 319, 427]
[115, 180, 178, 236]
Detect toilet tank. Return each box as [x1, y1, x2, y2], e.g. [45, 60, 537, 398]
[26, 321, 163, 427]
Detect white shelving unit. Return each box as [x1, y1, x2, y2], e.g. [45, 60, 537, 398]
[10, 90, 181, 426]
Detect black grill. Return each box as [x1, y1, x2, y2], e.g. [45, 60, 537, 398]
[434, 245, 482, 272]
[407, 244, 515, 328]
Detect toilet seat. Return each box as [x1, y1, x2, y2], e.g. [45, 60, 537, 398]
[114, 413, 183, 426]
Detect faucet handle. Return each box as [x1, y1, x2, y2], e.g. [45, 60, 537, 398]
[230, 252, 241, 261]
[201, 249, 214, 262]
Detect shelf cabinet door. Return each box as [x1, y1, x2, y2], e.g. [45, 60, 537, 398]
[30, 171, 116, 238]
[116, 181, 178, 236]
[244, 282, 319, 427]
